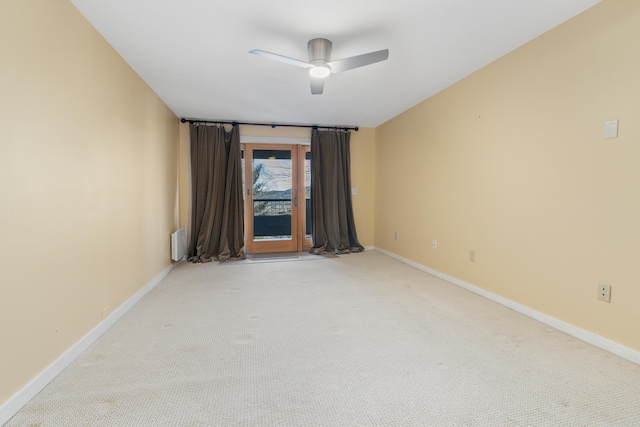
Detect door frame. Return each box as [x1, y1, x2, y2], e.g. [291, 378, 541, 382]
[243, 143, 311, 254]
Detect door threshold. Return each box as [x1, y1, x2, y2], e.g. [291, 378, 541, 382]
[246, 251, 305, 260]
[219, 251, 337, 265]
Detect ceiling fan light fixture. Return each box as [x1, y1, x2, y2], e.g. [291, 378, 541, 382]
[309, 65, 331, 78]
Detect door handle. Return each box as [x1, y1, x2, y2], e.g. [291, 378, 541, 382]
[294, 195, 298, 207]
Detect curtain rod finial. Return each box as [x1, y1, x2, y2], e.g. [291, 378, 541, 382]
[180, 118, 186, 123]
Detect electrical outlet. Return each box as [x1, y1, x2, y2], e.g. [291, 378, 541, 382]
[432, 240, 437, 249]
[597, 284, 611, 303]
[469, 250, 476, 262]
[394, 231, 398, 240]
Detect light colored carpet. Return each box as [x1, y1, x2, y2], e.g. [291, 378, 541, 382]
[5, 251, 640, 426]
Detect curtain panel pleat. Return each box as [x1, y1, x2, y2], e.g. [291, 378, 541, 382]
[310, 129, 364, 254]
[188, 124, 245, 262]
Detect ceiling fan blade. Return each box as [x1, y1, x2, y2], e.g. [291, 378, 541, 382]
[249, 49, 312, 69]
[310, 77, 324, 95]
[327, 49, 389, 73]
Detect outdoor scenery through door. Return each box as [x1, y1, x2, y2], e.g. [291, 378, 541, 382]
[243, 144, 311, 253]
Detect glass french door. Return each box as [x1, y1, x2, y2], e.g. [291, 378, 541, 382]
[242, 144, 311, 253]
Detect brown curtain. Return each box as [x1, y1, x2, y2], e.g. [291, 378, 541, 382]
[188, 124, 245, 262]
[310, 129, 364, 254]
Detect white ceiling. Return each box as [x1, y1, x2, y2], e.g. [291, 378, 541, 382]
[70, 0, 599, 128]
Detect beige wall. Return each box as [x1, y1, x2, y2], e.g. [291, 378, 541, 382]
[0, 0, 180, 405]
[177, 123, 376, 247]
[376, 0, 640, 351]
[349, 127, 376, 247]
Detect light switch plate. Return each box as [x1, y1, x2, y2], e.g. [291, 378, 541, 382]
[604, 120, 618, 139]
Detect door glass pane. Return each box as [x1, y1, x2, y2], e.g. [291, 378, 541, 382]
[252, 149, 292, 241]
[305, 150, 311, 240]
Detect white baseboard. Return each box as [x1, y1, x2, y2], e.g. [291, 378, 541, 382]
[0, 261, 179, 426]
[374, 247, 640, 366]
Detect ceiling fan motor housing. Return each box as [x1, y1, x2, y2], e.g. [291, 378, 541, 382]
[308, 38, 332, 64]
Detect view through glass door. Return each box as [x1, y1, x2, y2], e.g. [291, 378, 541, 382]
[243, 144, 311, 254]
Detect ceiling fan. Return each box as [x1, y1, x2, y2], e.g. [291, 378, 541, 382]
[249, 38, 389, 95]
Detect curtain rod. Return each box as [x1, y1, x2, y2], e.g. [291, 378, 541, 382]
[180, 118, 358, 132]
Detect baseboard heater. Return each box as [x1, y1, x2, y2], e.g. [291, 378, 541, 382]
[171, 228, 187, 261]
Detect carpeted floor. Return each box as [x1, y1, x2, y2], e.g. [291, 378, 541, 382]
[5, 251, 640, 426]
